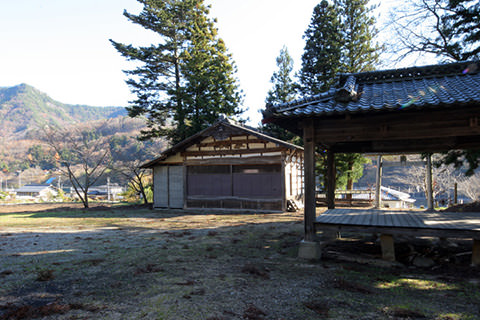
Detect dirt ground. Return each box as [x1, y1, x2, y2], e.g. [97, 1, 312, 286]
[1, 203, 479, 319]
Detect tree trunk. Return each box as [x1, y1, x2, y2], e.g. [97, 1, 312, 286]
[83, 190, 89, 208]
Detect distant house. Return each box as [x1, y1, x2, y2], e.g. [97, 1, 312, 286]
[88, 184, 124, 200]
[348, 186, 416, 209]
[15, 184, 57, 201]
[141, 118, 304, 212]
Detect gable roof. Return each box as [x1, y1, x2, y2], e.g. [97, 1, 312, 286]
[141, 118, 303, 168]
[263, 60, 480, 120]
[15, 184, 54, 193]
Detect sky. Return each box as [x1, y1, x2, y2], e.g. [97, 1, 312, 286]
[0, 0, 397, 126]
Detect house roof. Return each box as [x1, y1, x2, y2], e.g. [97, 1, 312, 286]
[15, 184, 54, 193]
[141, 117, 303, 168]
[263, 60, 480, 120]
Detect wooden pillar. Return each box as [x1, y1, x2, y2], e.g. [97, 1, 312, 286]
[454, 182, 458, 205]
[375, 155, 382, 209]
[326, 149, 335, 209]
[426, 154, 434, 211]
[472, 239, 480, 266]
[303, 120, 316, 242]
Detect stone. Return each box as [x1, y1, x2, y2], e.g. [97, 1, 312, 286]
[412, 256, 435, 268]
[380, 234, 395, 262]
[298, 240, 322, 260]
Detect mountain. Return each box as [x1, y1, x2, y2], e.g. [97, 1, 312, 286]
[0, 83, 127, 137]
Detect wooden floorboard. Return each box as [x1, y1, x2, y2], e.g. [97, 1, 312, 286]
[315, 209, 480, 238]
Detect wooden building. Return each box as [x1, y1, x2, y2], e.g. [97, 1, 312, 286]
[263, 61, 480, 261]
[15, 184, 57, 201]
[141, 118, 304, 211]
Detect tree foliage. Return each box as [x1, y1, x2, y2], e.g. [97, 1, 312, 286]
[389, 0, 480, 175]
[111, 0, 243, 145]
[262, 46, 300, 144]
[297, 1, 342, 95]
[337, 0, 381, 72]
[299, 0, 380, 191]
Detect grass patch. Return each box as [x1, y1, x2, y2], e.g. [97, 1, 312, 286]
[1, 204, 479, 319]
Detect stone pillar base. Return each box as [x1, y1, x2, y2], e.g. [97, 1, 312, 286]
[380, 234, 395, 262]
[298, 240, 322, 260]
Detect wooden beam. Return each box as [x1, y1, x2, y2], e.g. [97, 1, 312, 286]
[327, 149, 335, 209]
[184, 155, 282, 166]
[182, 147, 285, 157]
[473, 239, 480, 266]
[312, 107, 480, 138]
[195, 138, 267, 148]
[326, 135, 480, 153]
[303, 119, 316, 242]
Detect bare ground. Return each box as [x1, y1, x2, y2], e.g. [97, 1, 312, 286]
[0, 203, 479, 319]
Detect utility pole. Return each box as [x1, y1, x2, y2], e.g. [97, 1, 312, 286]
[107, 177, 111, 201]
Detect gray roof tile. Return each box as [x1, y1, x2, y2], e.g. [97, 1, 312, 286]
[263, 61, 480, 120]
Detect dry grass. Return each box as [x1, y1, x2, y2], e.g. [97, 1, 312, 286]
[0, 204, 479, 319]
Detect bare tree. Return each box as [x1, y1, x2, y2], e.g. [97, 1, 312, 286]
[387, 158, 456, 200]
[386, 0, 458, 63]
[43, 123, 112, 208]
[109, 136, 165, 205]
[113, 160, 151, 204]
[456, 173, 480, 202]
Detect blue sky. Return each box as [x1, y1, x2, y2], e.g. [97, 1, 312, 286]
[0, 0, 397, 126]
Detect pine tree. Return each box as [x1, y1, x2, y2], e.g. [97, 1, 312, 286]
[443, 0, 480, 60]
[297, 0, 342, 95]
[336, 0, 380, 194]
[262, 46, 299, 143]
[299, 0, 380, 192]
[338, 0, 381, 73]
[110, 0, 243, 144]
[181, 7, 243, 139]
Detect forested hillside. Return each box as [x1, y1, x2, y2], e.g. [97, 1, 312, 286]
[0, 84, 126, 137]
[0, 84, 166, 187]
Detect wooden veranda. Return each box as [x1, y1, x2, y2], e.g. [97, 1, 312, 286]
[262, 61, 480, 263]
[315, 209, 480, 264]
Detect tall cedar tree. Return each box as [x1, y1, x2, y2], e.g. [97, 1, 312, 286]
[336, 0, 379, 195]
[181, 8, 243, 136]
[262, 46, 300, 144]
[297, 1, 342, 95]
[299, 0, 380, 191]
[111, 0, 242, 144]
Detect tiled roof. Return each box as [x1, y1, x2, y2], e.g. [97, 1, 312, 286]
[15, 184, 53, 193]
[263, 61, 480, 119]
